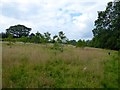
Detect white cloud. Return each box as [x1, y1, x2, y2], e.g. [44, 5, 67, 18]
[0, 0, 113, 40]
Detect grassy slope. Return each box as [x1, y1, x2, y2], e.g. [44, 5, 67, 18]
[2, 43, 119, 88]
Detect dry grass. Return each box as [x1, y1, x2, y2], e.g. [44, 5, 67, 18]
[0, 42, 2, 89]
[2, 42, 119, 88]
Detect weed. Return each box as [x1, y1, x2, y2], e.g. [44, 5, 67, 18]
[2, 43, 119, 88]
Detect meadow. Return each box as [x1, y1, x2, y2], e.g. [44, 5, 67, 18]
[2, 42, 119, 88]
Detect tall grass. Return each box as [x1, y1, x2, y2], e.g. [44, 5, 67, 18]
[0, 42, 2, 89]
[2, 43, 119, 88]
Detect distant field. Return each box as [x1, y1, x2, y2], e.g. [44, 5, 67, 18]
[2, 42, 119, 88]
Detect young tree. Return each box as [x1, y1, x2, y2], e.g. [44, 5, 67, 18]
[33, 32, 41, 43]
[52, 35, 58, 48]
[58, 31, 66, 43]
[52, 31, 67, 52]
[53, 35, 58, 43]
[44, 32, 51, 47]
[52, 35, 62, 55]
[44, 32, 51, 43]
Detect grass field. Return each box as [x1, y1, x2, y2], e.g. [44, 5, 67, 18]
[2, 42, 119, 88]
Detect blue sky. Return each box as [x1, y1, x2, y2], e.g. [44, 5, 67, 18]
[0, 0, 113, 40]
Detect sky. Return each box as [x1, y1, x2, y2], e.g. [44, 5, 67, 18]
[0, 0, 113, 40]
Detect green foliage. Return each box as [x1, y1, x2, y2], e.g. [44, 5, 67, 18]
[21, 36, 28, 44]
[29, 32, 45, 44]
[52, 42, 63, 52]
[118, 50, 120, 56]
[4, 56, 119, 88]
[6, 24, 31, 38]
[0, 32, 8, 38]
[53, 42, 60, 50]
[68, 40, 77, 46]
[2, 43, 119, 88]
[9, 65, 29, 87]
[101, 53, 119, 88]
[52, 35, 58, 43]
[92, 1, 120, 50]
[44, 32, 51, 43]
[52, 31, 67, 52]
[7, 34, 14, 47]
[76, 39, 86, 48]
[58, 31, 66, 43]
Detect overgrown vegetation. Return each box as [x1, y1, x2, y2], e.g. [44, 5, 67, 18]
[101, 51, 119, 88]
[2, 43, 119, 88]
[1, 1, 120, 88]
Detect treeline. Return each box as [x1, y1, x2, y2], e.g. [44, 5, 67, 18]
[91, 1, 120, 50]
[0, 24, 89, 48]
[0, 1, 120, 50]
[0, 25, 65, 44]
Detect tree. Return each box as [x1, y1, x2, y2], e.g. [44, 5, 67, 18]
[0, 32, 8, 38]
[52, 35, 58, 43]
[68, 40, 77, 46]
[58, 31, 66, 43]
[6, 24, 31, 38]
[85, 40, 92, 46]
[52, 31, 67, 52]
[76, 39, 86, 48]
[43, 32, 51, 47]
[28, 33, 35, 43]
[7, 34, 14, 48]
[58, 31, 67, 52]
[33, 32, 41, 43]
[29, 33, 35, 39]
[21, 36, 28, 44]
[44, 32, 51, 43]
[92, 1, 120, 50]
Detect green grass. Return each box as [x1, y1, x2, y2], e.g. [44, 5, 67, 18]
[101, 52, 119, 88]
[2, 42, 119, 88]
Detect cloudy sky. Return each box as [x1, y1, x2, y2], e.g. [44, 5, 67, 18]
[0, 0, 113, 40]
